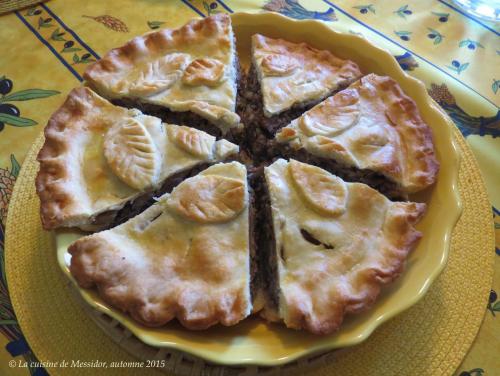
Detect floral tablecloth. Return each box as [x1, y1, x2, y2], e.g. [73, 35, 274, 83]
[0, 1, 498, 375]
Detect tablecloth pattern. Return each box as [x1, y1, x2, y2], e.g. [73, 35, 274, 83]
[0, 1, 498, 375]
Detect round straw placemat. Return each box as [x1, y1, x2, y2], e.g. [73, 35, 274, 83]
[5, 126, 495, 376]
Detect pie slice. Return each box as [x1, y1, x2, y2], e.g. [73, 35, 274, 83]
[241, 34, 362, 159]
[83, 14, 242, 139]
[260, 159, 426, 335]
[69, 162, 253, 330]
[36, 87, 239, 231]
[275, 74, 439, 197]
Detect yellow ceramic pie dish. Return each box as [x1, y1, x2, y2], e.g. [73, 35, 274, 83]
[55, 12, 462, 366]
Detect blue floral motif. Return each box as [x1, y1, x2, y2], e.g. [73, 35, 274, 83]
[447, 60, 469, 74]
[202, 1, 220, 15]
[459, 39, 484, 50]
[394, 30, 412, 41]
[495, 208, 500, 254]
[428, 83, 500, 138]
[487, 289, 500, 316]
[394, 52, 418, 71]
[492, 79, 500, 94]
[263, 0, 337, 21]
[427, 28, 444, 45]
[496, 205, 500, 256]
[353, 4, 375, 14]
[394, 5, 412, 19]
[458, 368, 485, 376]
[432, 11, 450, 22]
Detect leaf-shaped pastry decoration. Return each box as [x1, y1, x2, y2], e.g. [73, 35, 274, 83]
[353, 126, 390, 148]
[167, 125, 215, 158]
[299, 90, 360, 137]
[306, 135, 358, 165]
[289, 160, 347, 216]
[127, 53, 190, 96]
[167, 175, 246, 223]
[276, 127, 298, 142]
[215, 139, 239, 159]
[182, 58, 225, 87]
[183, 100, 241, 129]
[261, 54, 299, 76]
[104, 118, 160, 190]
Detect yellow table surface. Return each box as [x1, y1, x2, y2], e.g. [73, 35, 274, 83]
[0, 1, 498, 375]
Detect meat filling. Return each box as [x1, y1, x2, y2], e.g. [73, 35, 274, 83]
[250, 167, 280, 314]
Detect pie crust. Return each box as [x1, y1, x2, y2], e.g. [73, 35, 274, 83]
[262, 159, 426, 334]
[69, 162, 252, 329]
[36, 87, 239, 231]
[276, 74, 439, 193]
[251, 34, 362, 117]
[83, 14, 241, 134]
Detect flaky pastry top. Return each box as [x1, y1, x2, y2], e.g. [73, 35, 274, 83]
[83, 14, 240, 133]
[264, 159, 426, 334]
[276, 74, 439, 193]
[251, 34, 362, 116]
[35, 87, 238, 230]
[69, 162, 252, 329]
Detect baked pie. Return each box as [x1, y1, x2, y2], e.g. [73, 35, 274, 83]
[36, 87, 239, 231]
[241, 34, 362, 159]
[69, 162, 253, 329]
[275, 74, 439, 197]
[259, 159, 426, 334]
[84, 14, 241, 139]
[35, 16, 438, 335]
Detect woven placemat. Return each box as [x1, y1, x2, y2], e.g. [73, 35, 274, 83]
[0, 0, 47, 15]
[5, 126, 495, 376]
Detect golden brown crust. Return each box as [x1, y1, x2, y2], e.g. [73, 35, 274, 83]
[35, 87, 239, 231]
[293, 194, 425, 335]
[84, 15, 232, 83]
[103, 117, 161, 190]
[167, 125, 215, 158]
[36, 87, 128, 230]
[260, 54, 300, 76]
[69, 231, 251, 329]
[298, 89, 360, 136]
[182, 58, 225, 87]
[288, 160, 347, 216]
[166, 175, 246, 223]
[83, 14, 240, 132]
[276, 74, 440, 193]
[263, 159, 426, 335]
[69, 162, 252, 330]
[252, 34, 362, 116]
[372, 75, 440, 192]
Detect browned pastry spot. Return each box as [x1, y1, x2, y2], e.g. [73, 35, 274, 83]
[182, 58, 225, 86]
